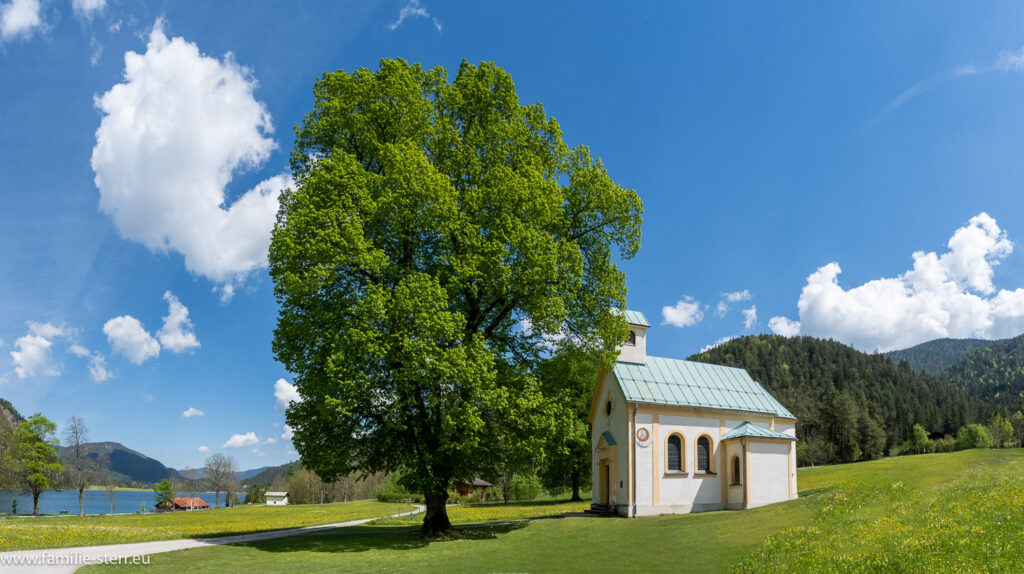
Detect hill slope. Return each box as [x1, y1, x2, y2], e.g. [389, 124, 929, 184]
[942, 333, 1024, 409]
[689, 335, 986, 464]
[0, 396, 23, 426]
[58, 442, 181, 486]
[885, 337, 999, 374]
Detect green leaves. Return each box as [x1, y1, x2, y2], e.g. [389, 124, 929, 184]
[270, 58, 642, 512]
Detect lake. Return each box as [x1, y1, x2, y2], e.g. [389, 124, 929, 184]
[0, 489, 244, 515]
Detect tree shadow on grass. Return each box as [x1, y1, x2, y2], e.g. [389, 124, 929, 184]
[235, 522, 529, 555]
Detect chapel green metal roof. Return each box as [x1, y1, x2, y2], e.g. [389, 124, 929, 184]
[621, 309, 650, 327]
[721, 422, 797, 441]
[612, 356, 796, 419]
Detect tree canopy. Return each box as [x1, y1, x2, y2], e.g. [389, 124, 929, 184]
[16, 413, 64, 515]
[270, 58, 642, 533]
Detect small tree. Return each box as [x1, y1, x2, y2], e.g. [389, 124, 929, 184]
[16, 414, 64, 515]
[63, 416, 94, 517]
[105, 482, 117, 514]
[204, 453, 236, 508]
[911, 424, 932, 454]
[154, 478, 175, 508]
[956, 424, 993, 450]
[989, 414, 1014, 449]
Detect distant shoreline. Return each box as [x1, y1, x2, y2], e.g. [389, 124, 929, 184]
[85, 486, 151, 491]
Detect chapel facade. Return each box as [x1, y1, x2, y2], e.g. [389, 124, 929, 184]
[590, 310, 797, 517]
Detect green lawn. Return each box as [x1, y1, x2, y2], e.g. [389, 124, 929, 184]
[0, 501, 413, 551]
[81, 449, 1024, 573]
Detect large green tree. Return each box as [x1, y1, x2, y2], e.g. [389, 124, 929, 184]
[270, 59, 642, 533]
[16, 413, 64, 515]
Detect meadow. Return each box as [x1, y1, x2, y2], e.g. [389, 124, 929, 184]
[81, 449, 1024, 573]
[0, 501, 412, 551]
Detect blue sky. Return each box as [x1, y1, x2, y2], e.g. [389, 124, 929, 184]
[5, 1, 1024, 470]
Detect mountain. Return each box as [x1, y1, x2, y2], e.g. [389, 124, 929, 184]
[0, 396, 23, 426]
[244, 461, 300, 488]
[58, 442, 182, 487]
[942, 334, 1024, 409]
[885, 338, 1000, 374]
[689, 335, 988, 465]
[238, 466, 274, 481]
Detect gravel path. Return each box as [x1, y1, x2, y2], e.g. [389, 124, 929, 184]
[0, 505, 425, 573]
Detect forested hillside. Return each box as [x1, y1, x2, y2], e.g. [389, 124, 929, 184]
[942, 334, 1024, 409]
[886, 338, 999, 374]
[56, 441, 182, 487]
[690, 336, 987, 465]
[0, 397, 22, 425]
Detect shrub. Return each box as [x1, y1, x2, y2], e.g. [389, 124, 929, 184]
[376, 491, 409, 503]
[956, 424, 993, 450]
[510, 473, 542, 501]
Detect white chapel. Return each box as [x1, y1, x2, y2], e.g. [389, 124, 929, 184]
[589, 310, 797, 517]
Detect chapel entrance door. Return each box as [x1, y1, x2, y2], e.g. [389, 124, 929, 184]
[602, 464, 610, 505]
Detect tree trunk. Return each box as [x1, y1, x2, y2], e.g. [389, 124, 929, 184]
[79, 488, 85, 517]
[32, 491, 40, 515]
[570, 469, 581, 502]
[421, 493, 451, 535]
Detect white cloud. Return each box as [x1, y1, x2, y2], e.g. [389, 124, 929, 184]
[771, 213, 1024, 352]
[222, 432, 259, 448]
[714, 301, 728, 318]
[252, 447, 265, 456]
[88, 354, 111, 382]
[0, 0, 43, 41]
[699, 336, 736, 354]
[91, 21, 292, 298]
[69, 343, 91, 358]
[274, 378, 301, 412]
[29, 322, 71, 339]
[197, 445, 209, 453]
[9, 321, 75, 380]
[103, 315, 160, 364]
[264, 437, 276, 445]
[724, 290, 752, 303]
[388, 0, 441, 32]
[11, 334, 57, 379]
[157, 291, 200, 353]
[182, 407, 204, 418]
[71, 0, 104, 19]
[742, 305, 757, 330]
[768, 316, 801, 337]
[661, 297, 704, 328]
[281, 424, 294, 440]
[877, 47, 1024, 124]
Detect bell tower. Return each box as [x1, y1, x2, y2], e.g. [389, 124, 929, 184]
[617, 310, 649, 364]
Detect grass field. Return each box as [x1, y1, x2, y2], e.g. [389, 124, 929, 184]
[0, 501, 413, 551]
[79, 448, 1024, 573]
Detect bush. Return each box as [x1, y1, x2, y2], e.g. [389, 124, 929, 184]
[376, 491, 409, 503]
[956, 424, 993, 450]
[510, 473, 542, 501]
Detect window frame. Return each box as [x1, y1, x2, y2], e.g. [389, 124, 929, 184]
[695, 434, 715, 474]
[730, 455, 742, 486]
[625, 330, 637, 346]
[664, 432, 686, 474]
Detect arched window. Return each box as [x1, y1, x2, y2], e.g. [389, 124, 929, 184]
[731, 456, 741, 485]
[626, 330, 637, 346]
[666, 435, 682, 472]
[697, 436, 712, 472]
[605, 400, 612, 416]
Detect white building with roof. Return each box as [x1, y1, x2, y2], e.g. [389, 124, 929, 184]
[265, 491, 289, 506]
[590, 310, 797, 517]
